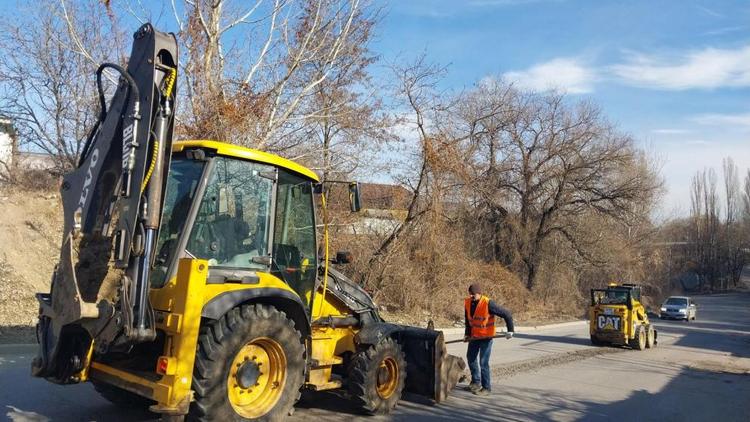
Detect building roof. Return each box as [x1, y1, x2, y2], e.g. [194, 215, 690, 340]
[359, 182, 411, 211]
[325, 181, 411, 213]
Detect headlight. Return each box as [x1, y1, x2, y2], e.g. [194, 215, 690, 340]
[660, 307, 666, 312]
[678, 308, 686, 313]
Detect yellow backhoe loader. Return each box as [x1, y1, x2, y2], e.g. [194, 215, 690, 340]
[31, 23, 464, 421]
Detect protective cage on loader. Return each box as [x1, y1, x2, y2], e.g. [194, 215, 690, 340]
[589, 283, 657, 350]
[31, 23, 465, 420]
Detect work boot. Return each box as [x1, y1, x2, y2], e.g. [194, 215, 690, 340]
[473, 388, 491, 396]
[464, 383, 481, 393]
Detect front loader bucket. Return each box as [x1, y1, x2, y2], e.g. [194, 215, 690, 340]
[398, 327, 466, 402]
[356, 324, 466, 402]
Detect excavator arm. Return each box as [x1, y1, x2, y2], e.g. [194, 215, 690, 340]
[32, 24, 178, 383]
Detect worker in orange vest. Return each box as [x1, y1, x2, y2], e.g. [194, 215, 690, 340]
[464, 283, 514, 396]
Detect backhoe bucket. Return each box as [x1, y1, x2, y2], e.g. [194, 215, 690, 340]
[356, 323, 466, 402]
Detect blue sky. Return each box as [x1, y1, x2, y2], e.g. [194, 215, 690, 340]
[372, 0, 750, 217]
[3, 0, 746, 217]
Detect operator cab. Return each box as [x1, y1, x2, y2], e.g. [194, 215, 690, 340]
[151, 140, 320, 309]
[591, 283, 641, 309]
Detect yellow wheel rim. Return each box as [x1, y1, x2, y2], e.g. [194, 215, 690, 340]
[376, 357, 399, 399]
[227, 337, 287, 418]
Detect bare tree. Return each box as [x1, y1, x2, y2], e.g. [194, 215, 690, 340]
[1, 0, 386, 178]
[675, 161, 749, 292]
[723, 158, 740, 224]
[720, 159, 744, 288]
[143, 0, 377, 153]
[366, 57, 446, 266]
[457, 84, 661, 290]
[690, 168, 720, 290]
[0, 1, 127, 172]
[289, 4, 393, 178]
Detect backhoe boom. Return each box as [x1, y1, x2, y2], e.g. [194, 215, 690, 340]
[33, 23, 178, 382]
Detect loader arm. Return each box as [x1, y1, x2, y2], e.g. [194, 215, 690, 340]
[33, 23, 178, 382]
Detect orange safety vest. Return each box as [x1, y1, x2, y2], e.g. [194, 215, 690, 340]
[465, 295, 496, 338]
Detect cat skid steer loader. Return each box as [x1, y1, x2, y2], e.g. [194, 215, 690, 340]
[589, 283, 657, 350]
[31, 23, 464, 421]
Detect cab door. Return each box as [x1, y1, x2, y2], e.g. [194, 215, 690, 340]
[271, 171, 318, 311]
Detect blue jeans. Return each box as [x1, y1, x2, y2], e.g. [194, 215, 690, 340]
[466, 338, 493, 391]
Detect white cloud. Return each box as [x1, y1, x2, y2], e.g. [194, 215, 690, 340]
[691, 112, 750, 128]
[684, 139, 710, 146]
[469, 0, 562, 6]
[611, 45, 750, 90]
[703, 26, 746, 37]
[652, 128, 690, 135]
[696, 5, 724, 18]
[503, 58, 596, 94]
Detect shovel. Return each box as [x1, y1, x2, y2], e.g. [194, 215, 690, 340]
[445, 333, 511, 344]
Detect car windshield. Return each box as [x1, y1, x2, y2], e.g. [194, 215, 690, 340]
[665, 297, 688, 306]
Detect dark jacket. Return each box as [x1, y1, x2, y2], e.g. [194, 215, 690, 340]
[465, 298, 515, 337]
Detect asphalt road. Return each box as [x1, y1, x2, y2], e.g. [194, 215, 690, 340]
[2, 292, 749, 421]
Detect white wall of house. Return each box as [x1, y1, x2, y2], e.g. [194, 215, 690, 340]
[338, 208, 404, 236]
[17, 153, 55, 170]
[0, 118, 13, 167]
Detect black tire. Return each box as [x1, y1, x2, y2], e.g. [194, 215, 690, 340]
[189, 304, 305, 421]
[348, 337, 407, 415]
[629, 325, 646, 351]
[92, 380, 154, 408]
[645, 325, 655, 349]
[590, 335, 604, 346]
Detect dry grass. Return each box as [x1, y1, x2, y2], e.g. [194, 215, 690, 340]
[331, 214, 550, 327]
[3, 168, 59, 192]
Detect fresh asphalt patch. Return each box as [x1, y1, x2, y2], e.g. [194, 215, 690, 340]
[490, 344, 628, 379]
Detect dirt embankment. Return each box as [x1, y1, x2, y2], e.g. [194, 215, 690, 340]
[0, 187, 584, 342]
[0, 189, 62, 343]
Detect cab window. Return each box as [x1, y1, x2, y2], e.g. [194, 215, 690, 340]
[273, 172, 317, 308]
[186, 157, 274, 270]
[151, 157, 205, 287]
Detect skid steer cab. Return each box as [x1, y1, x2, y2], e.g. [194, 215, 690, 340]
[31, 23, 464, 421]
[589, 283, 657, 350]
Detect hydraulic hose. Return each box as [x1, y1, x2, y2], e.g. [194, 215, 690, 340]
[96, 63, 140, 120]
[140, 68, 176, 194]
[79, 63, 141, 167]
[140, 138, 158, 194]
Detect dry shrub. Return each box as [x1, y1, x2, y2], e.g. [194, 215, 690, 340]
[332, 212, 534, 326]
[3, 168, 59, 192]
[531, 264, 586, 320]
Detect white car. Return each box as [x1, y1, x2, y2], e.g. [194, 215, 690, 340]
[660, 296, 697, 321]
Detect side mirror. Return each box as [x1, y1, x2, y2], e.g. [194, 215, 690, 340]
[349, 182, 362, 213]
[333, 251, 353, 264]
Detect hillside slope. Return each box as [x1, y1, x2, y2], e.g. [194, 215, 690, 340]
[0, 189, 61, 343]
